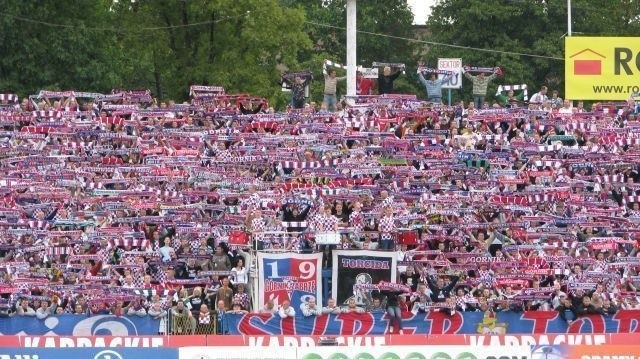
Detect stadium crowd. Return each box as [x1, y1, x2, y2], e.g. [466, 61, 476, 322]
[0, 61, 639, 334]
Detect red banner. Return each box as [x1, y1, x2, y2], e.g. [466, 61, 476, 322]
[0, 336, 206, 348]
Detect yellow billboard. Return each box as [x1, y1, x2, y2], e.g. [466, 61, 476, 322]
[565, 37, 640, 100]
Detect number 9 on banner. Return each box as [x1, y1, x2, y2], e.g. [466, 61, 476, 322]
[299, 261, 315, 279]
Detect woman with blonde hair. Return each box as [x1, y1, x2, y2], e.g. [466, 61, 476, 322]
[233, 283, 251, 311]
[378, 66, 402, 94]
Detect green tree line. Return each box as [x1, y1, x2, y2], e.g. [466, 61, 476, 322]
[0, 0, 637, 108]
[424, 0, 640, 103]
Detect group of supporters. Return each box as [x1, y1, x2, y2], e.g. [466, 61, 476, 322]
[0, 62, 638, 334]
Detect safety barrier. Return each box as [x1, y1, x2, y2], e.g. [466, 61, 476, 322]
[168, 311, 217, 335]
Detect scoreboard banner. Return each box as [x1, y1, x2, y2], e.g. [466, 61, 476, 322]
[332, 250, 397, 306]
[257, 252, 323, 310]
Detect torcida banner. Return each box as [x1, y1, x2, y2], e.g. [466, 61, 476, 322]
[565, 37, 640, 100]
[332, 250, 397, 306]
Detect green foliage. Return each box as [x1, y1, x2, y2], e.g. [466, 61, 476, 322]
[0, 0, 130, 96]
[0, 0, 311, 104]
[1, 0, 638, 106]
[111, 0, 311, 102]
[425, 0, 640, 103]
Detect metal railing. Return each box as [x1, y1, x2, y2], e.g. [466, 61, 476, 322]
[167, 311, 218, 335]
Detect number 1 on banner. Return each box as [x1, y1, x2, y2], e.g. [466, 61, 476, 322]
[267, 261, 280, 278]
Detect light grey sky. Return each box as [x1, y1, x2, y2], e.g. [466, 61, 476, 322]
[408, 0, 437, 25]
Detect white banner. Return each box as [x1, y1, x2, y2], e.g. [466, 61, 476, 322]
[360, 67, 379, 79]
[180, 347, 296, 359]
[257, 252, 323, 310]
[297, 346, 533, 359]
[438, 58, 463, 89]
[179, 346, 533, 359]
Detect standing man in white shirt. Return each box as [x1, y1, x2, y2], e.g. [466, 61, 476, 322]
[530, 86, 548, 108]
[558, 99, 573, 114]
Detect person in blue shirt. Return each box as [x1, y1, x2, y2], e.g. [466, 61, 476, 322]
[215, 299, 229, 334]
[417, 66, 451, 104]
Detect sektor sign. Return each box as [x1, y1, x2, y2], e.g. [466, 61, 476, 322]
[437, 58, 463, 89]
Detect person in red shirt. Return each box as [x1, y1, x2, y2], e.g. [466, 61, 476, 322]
[356, 71, 375, 95]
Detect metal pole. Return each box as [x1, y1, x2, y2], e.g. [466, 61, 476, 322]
[346, 0, 357, 96]
[448, 89, 452, 106]
[567, 0, 572, 36]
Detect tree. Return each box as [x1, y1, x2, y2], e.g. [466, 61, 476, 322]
[1, 0, 422, 103]
[425, 0, 640, 103]
[0, 0, 129, 97]
[112, 0, 312, 104]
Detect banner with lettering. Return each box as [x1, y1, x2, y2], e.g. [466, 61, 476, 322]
[0, 312, 638, 336]
[225, 310, 640, 335]
[565, 36, 640, 100]
[332, 250, 397, 306]
[257, 252, 323, 311]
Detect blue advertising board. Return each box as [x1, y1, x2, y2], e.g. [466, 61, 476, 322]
[0, 348, 178, 359]
[0, 315, 160, 336]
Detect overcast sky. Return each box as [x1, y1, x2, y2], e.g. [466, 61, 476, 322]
[407, 0, 437, 25]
